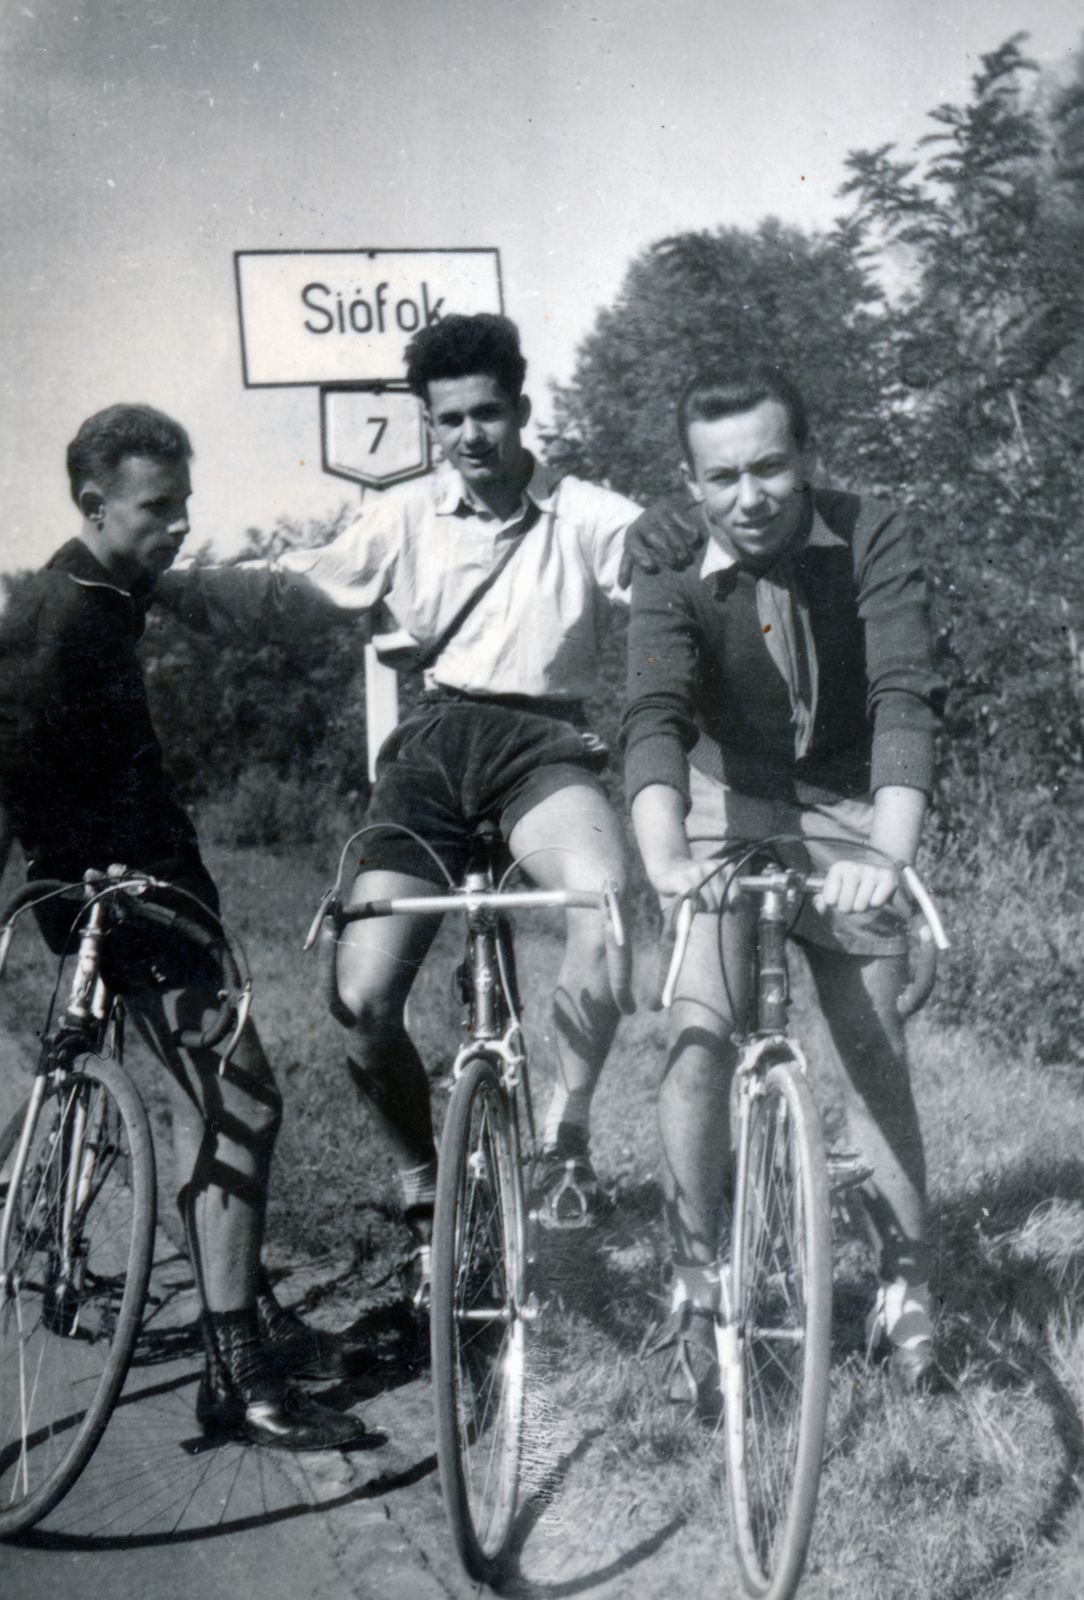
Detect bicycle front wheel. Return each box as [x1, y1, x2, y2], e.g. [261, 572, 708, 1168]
[0, 1056, 156, 1538]
[431, 1054, 526, 1588]
[725, 1058, 832, 1600]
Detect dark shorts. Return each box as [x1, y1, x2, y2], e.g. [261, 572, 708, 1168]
[28, 854, 224, 995]
[358, 694, 611, 883]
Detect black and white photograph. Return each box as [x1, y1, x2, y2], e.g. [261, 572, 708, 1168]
[2, 4, 1084, 1597]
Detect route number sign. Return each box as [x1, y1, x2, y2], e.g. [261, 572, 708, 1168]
[321, 387, 429, 488]
[234, 248, 503, 387]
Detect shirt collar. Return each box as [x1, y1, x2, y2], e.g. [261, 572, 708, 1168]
[433, 452, 563, 521]
[698, 497, 846, 580]
[51, 537, 130, 595]
[50, 537, 157, 605]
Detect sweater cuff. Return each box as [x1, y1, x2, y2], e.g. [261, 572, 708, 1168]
[869, 727, 935, 797]
[624, 733, 691, 810]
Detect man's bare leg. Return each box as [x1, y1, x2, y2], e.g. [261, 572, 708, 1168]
[507, 783, 628, 1176]
[335, 872, 444, 1228]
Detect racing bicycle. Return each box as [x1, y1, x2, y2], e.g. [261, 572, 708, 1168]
[656, 842, 948, 1600]
[0, 866, 251, 1537]
[305, 821, 629, 1590]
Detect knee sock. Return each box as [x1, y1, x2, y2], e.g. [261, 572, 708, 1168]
[399, 1156, 437, 1210]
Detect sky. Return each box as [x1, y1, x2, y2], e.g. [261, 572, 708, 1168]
[1, 0, 1082, 571]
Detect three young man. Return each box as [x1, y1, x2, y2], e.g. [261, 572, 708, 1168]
[0, 406, 366, 1450]
[7, 334, 941, 1455]
[623, 361, 944, 1400]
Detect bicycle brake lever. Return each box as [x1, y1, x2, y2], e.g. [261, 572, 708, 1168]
[217, 986, 253, 1073]
[661, 897, 696, 1011]
[603, 879, 626, 947]
[901, 865, 950, 951]
[302, 887, 340, 952]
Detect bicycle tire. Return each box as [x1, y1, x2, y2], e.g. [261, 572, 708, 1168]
[0, 1054, 156, 1538]
[724, 1057, 832, 1600]
[431, 1053, 526, 1588]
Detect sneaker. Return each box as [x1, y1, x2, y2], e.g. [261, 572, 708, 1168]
[866, 1277, 935, 1386]
[641, 1300, 721, 1415]
[529, 1136, 609, 1230]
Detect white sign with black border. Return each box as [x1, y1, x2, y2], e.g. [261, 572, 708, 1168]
[234, 247, 503, 387]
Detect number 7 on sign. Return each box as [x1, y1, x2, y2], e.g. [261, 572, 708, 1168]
[321, 388, 430, 488]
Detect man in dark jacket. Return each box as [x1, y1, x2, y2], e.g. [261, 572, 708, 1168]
[622, 362, 945, 1402]
[0, 404, 366, 1449]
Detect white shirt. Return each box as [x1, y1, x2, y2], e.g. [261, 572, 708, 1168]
[271, 458, 639, 700]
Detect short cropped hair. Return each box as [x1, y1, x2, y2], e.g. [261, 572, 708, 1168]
[66, 404, 193, 504]
[677, 361, 810, 462]
[405, 313, 527, 403]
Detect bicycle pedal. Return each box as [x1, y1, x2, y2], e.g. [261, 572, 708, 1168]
[826, 1150, 874, 1192]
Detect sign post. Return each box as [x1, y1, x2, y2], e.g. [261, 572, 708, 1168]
[234, 245, 504, 774]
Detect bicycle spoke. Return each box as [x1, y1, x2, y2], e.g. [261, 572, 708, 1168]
[726, 1063, 832, 1600]
[432, 1056, 526, 1584]
[0, 1061, 155, 1536]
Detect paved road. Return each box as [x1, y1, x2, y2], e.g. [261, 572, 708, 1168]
[0, 1240, 707, 1600]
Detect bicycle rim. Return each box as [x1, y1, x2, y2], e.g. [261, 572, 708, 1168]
[431, 1054, 526, 1587]
[0, 1056, 156, 1537]
[725, 1060, 832, 1600]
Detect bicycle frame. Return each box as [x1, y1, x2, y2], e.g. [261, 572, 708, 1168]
[0, 901, 114, 1304]
[0, 870, 250, 1299]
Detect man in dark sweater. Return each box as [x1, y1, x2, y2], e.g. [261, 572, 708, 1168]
[622, 362, 944, 1400]
[0, 405, 367, 1449]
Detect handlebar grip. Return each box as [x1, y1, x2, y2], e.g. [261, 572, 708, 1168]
[604, 921, 636, 1016]
[0, 879, 72, 931]
[322, 923, 357, 1028]
[897, 920, 938, 1018]
[176, 1002, 236, 1051]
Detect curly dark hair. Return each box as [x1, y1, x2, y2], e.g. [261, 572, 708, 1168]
[66, 404, 193, 504]
[404, 313, 527, 403]
[677, 361, 810, 461]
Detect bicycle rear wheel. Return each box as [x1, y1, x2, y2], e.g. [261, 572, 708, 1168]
[724, 1058, 832, 1600]
[431, 1053, 526, 1588]
[0, 1055, 156, 1538]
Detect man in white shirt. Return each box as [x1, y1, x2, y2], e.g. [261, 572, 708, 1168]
[163, 314, 640, 1248]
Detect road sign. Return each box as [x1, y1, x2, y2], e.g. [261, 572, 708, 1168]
[321, 387, 429, 487]
[234, 248, 503, 387]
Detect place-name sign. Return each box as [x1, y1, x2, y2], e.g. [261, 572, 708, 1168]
[235, 248, 503, 387]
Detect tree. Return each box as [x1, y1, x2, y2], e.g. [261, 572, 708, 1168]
[139, 508, 374, 840]
[838, 35, 1084, 809]
[546, 221, 884, 504]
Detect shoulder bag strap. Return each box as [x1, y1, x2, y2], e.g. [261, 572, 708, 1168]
[414, 499, 542, 673]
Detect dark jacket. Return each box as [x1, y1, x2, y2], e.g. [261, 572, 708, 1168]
[0, 539, 202, 879]
[622, 488, 945, 810]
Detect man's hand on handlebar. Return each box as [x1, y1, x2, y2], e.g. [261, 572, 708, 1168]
[647, 857, 722, 906]
[814, 858, 898, 916]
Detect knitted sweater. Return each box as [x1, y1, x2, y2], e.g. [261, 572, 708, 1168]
[622, 488, 945, 810]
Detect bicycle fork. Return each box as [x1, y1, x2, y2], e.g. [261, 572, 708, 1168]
[717, 884, 796, 1373]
